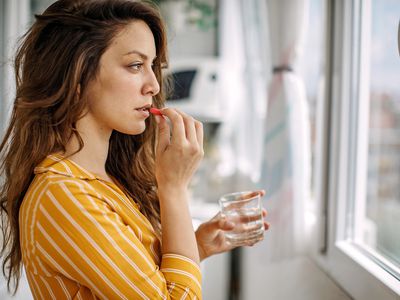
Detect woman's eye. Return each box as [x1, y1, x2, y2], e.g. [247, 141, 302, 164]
[129, 63, 143, 71]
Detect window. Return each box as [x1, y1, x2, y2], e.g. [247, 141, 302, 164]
[315, 0, 400, 298]
[364, 0, 400, 270]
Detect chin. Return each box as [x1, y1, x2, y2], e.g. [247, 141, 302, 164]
[113, 119, 148, 136]
[122, 124, 147, 136]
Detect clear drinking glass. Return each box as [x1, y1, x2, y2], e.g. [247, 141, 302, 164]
[219, 191, 264, 246]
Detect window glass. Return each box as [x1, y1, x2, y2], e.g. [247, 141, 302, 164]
[364, 0, 400, 268]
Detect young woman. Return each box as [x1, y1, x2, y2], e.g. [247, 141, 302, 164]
[0, 0, 269, 299]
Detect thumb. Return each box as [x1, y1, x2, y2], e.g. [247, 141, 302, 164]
[204, 216, 235, 232]
[155, 115, 170, 154]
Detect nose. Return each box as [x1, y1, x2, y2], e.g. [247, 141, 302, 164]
[142, 69, 160, 97]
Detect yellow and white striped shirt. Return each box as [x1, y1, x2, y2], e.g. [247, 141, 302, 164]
[19, 154, 202, 299]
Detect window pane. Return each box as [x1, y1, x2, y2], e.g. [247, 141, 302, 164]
[364, 0, 400, 267]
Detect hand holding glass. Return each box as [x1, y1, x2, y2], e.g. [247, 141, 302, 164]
[219, 191, 264, 246]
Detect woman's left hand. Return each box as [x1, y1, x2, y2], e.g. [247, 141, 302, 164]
[195, 192, 270, 261]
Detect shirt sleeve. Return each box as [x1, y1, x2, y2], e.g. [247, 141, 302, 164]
[33, 180, 202, 300]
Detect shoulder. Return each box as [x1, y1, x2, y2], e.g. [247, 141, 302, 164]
[26, 153, 103, 203]
[20, 173, 89, 231]
[26, 172, 93, 202]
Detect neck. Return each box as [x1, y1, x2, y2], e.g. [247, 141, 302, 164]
[64, 115, 112, 179]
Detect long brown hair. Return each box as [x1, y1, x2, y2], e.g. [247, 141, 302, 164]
[0, 0, 168, 293]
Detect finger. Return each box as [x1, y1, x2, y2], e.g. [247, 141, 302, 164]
[210, 213, 236, 230]
[174, 109, 197, 143]
[238, 190, 265, 201]
[159, 108, 186, 144]
[249, 235, 264, 246]
[262, 208, 268, 217]
[258, 189, 266, 197]
[217, 217, 235, 230]
[228, 212, 263, 224]
[239, 191, 259, 200]
[264, 221, 270, 230]
[233, 222, 263, 233]
[202, 216, 235, 232]
[242, 236, 263, 247]
[194, 120, 204, 149]
[220, 218, 235, 230]
[155, 115, 170, 154]
[253, 189, 266, 197]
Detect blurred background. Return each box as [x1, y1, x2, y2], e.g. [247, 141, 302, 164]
[1, 0, 399, 299]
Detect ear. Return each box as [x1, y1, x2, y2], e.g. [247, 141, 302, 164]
[76, 84, 81, 97]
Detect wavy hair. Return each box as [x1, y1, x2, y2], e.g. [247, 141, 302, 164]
[0, 0, 168, 293]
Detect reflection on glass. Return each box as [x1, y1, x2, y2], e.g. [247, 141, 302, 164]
[365, 0, 400, 268]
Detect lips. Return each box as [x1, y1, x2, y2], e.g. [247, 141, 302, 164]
[135, 104, 152, 111]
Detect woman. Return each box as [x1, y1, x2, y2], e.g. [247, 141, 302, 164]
[0, 0, 269, 299]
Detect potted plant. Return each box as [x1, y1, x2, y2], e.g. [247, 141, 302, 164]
[152, 0, 216, 32]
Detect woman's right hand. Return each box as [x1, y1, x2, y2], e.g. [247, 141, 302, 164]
[154, 108, 204, 194]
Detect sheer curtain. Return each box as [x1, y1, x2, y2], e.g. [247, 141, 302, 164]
[218, 0, 310, 260]
[218, 0, 312, 298]
[217, 0, 269, 186]
[260, 0, 311, 260]
[241, 0, 311, 297]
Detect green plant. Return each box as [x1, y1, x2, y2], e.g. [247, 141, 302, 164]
[151, 0, 217, 31]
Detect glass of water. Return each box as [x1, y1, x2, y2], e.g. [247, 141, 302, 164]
[219, 191, 264, 246]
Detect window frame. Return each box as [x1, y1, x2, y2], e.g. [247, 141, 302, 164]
[313, 0, 400, 298]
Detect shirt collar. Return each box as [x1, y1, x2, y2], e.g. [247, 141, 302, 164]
[34, 154, 98, 180]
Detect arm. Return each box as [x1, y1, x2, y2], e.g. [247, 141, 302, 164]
[35, 181, 201, 299]
[154, 108, 204, 265]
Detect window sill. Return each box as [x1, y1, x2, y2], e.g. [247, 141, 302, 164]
[334, 241, 400, 297]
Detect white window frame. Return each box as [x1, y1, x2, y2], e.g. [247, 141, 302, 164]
[312, 0, 400, 299]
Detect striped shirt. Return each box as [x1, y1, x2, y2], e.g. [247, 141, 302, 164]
[19, 154, 202, 299]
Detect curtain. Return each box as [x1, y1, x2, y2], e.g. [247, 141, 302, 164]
[217, 0, 311, 261]
[217, 1, 312, 298]
[251, 0, 311, 262]
[216, 0, 269, 186]
[241, 0, 311, 297]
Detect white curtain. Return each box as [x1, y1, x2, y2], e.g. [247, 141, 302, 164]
[217, 0, 311, 260]
[239, 0, 311, 266]
[241, 0, 311, 297]
[216, 0, 269, 186]
[256, 0, 311, 261]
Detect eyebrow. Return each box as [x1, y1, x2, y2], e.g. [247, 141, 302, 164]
[123, 50, 157, 61]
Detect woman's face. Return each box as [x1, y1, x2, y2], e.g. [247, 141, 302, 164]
[84, 20, 160, 135]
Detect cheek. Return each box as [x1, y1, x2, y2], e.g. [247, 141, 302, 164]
[86, 69, 145, 126]
[101, 69, 142, 97]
